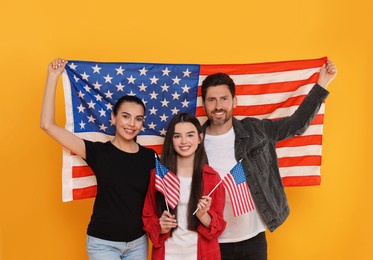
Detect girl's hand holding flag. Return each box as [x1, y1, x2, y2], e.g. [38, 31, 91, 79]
[192, 180, 222, 215]
[195, 195, 212, 228]
[159, 210, 177, 234]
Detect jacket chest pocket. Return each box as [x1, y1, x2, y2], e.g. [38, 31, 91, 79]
[247, 141, 273, 175]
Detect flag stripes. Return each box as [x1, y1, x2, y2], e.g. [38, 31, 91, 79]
[155, 175, 179, 209]
[222, 161, 255, 217]
[154, 157, 180, 209]
[223, 174, 254, 217]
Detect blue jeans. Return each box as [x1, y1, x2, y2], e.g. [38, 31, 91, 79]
[87, 234, 148, 260]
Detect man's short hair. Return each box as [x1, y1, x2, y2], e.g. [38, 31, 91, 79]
[201, 72, 235, 100]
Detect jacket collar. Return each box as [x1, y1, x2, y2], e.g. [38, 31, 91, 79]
[203, 164, 218, 175]
[232, 117, 250, 139]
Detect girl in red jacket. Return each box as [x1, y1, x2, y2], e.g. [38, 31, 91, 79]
[143, 113, 226, 260]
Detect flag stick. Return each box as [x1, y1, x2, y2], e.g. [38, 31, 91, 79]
[163, 187, 170, 212]
[164, 195, 170, 212]
[192, 180, 222, 215]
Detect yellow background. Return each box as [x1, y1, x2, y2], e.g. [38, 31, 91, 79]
[0, 0, 372, 259]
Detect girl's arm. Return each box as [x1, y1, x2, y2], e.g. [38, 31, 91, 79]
[196, 196, 212, 228]
[142, 169, 172, 247]
[40, 58, 86, 159]
[197, 172, 226, 240]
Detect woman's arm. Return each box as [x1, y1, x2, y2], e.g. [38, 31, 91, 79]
[40, 58, 86, 159]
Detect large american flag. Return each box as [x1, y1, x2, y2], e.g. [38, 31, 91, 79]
[223, 161, 255, 217]
[61, 57, 327, 201]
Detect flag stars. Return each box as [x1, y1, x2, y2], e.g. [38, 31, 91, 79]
[161, 98, 170, 107]
[73, 75, 80, 82]
[142, 99, 148, 106]
[87, 100, 96, 109]
[159, 128, 167, 136]
[172, 76, 181, 85]
[171, 107, 180, 115]
[93, 81, 102, 90]
[116, 82, 125, 92]
[83, 84, 91, 92]
[87, 115, 96, 123]
[182, 84, 190, 93]
[98, 108, 106, 117]
[68, 63, 77, 70]
[80, 72, 90, 81]
[160, 83, 169, 92]
[77, 104, 86, 113]
[162, 67, 171, 76]
[92, 64, 102, 74]
[68, 63, 199, 137]
[171, 91, 180, 100]
[94, 94, 103, 101]
[149, 91, 158, 99]
[127, 75, 136, 84]
[183, 68, 192, 77]
[104, 74, 113, 83]
[104, 90, 114, 99]
[150, 75, 159, 84]
[78, 90, 85, 98]
[148, 122, 157, 130]
[138, 83, 148, 92]
[181, 99, 190, 107]
[139, 67, 148, 76]
[79, 121, 86, 129]
[159, 113, 169, 122]
[99, 124, 108, 132]
[149, 107, 158, 115]
[105, 103, 113, 110]
[115, 66, 125, 75]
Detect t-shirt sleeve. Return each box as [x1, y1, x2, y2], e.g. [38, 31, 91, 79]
[83, 139, 101, 167]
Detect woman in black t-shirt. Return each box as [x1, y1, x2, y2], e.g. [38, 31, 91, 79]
[41, 58, 155, 260]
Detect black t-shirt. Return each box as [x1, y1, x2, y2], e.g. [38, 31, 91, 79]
[84, 140, 155, 242]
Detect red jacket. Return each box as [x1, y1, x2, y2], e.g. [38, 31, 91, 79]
[142, 164, 226, 260]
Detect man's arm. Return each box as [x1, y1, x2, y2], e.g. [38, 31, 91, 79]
[317, 60, 337, 89]
[264, 60, 337, 142]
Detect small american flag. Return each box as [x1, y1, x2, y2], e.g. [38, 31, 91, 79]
[61, 57, 327, 201]
[154, 157, 180, 210]
[223, 161, 255, 217]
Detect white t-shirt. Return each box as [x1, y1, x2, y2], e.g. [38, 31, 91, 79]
[205, 127, 266, 243]
[165, 176, 197, 260]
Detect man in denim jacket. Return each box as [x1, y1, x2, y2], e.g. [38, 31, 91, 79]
[201, 61, 337, 260]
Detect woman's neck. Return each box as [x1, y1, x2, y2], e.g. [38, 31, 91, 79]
[111, 137, 138, 153]
[176, 156, 194, 178]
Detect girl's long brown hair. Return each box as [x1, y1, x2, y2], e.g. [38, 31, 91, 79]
[156, 113, 207, 231]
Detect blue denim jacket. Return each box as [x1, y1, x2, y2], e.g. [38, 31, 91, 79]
[203, 84, 329, 232]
